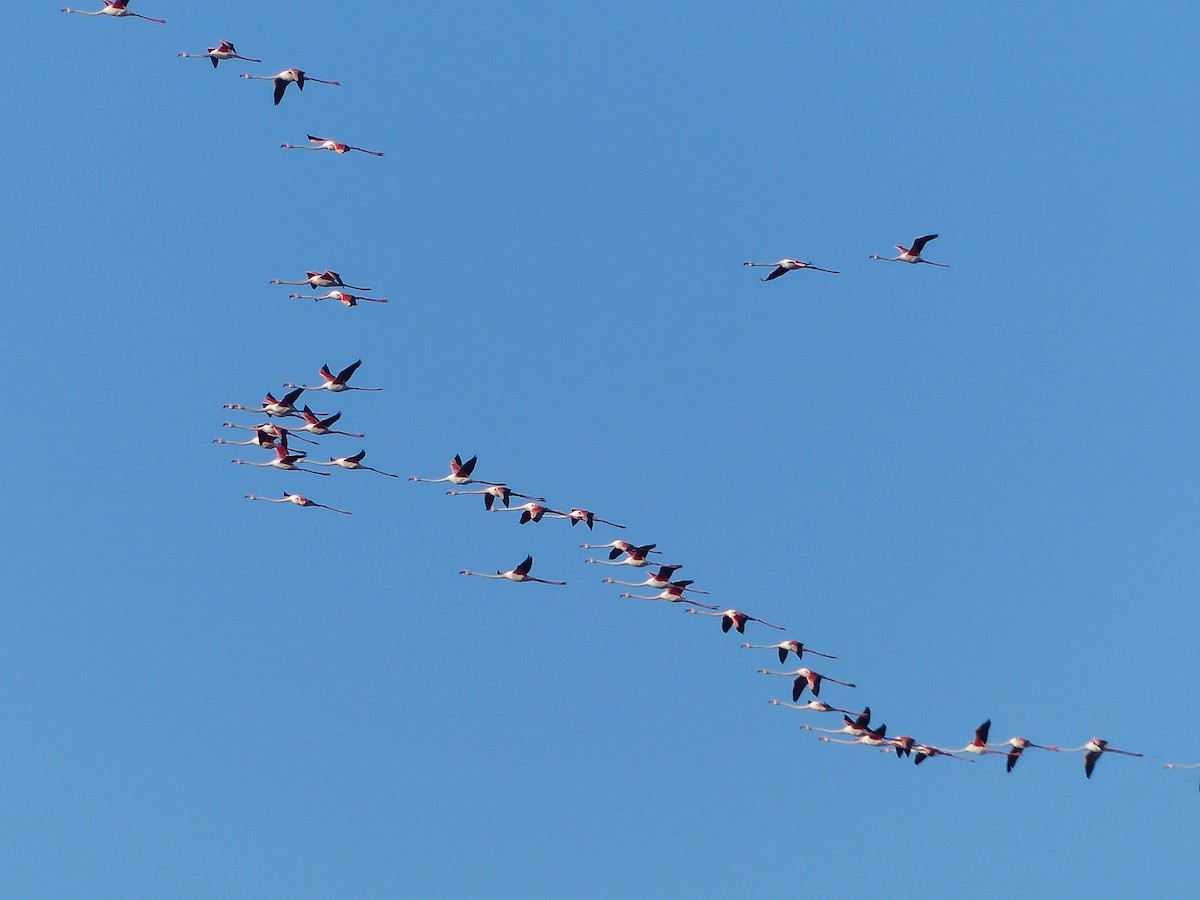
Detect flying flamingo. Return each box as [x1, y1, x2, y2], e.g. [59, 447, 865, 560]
[756, 666, 856, 702]
[740, 639, 837, 664]
[244, 492, 351, 515]
[307, 449, 398, 478]
[294, 406, 364, 439]
[281, 134, 384, 157]
[62, 1, 165, 23]
[934, 720, 1005, 758]
[767, 699, 857, 715]
[240, 69, 340, 106]
[618, 587, 719, 610]
[799, 708, 873, 738]
[224, 388, 313, 419]
[221, 421, 317, 446]
[601, 566, 706, 593]
[178, 40, 260, 67]
[685, 608, 785, 634]
[742, 258, 840, 281]
[213, 427, 288, 450]
[819, 723, 889, 748]
[584, 544, 663, 568]
[270, 270, 371, 291]
[289, 290, 388, 308]
[445, 485, 546, 510]
[230, 443, 329, 476]
[580, 540, 661, 561]
[989, 736, 1059, 773]
[488, 502, 570, 524]
[1056, 738, 1145, 779]
[885, 735, 916, 759]
[460, 555, 566, 586]
[1164, 762, 1200, 790]
[410, 454, 500, 487]
[563, 508, 626, 530]
[284, 359, 382, 393]
[869, 233, 949, 267]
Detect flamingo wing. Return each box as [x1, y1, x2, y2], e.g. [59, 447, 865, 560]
[348, 449, 367, 464]
[272, 78, 289, 105]
[514, 555, 534, 577]
[762, 265, 790, 282]
[910, 234, 938, 255]
[458, 455, 479, 477]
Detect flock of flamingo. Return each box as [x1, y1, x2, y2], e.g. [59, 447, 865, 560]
[66, 1, 1197, 790]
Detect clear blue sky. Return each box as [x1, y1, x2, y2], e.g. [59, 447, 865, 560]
[6, 2, 1199, 896]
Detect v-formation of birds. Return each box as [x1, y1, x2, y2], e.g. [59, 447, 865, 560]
[64, 1, 1198, 788]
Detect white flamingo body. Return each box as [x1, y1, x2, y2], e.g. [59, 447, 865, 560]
[179, 40, 260, 67]
[756, 666, 856, 701]
[284, 359, 382, 393]
[460, 555, 566, 586]
[686, 608, 785, 634]
[742, 258, 840, 281]
[62, 1, 165, 23]
[308, 449, 397, 477]
[270, 270, 371, 291]
[241, 70, 340, 105]
[289, 290, 388, 307]
[245, 492, 350, 514]
[281, 134, 384, 156]
[410, 454, 501, 487]
[446, 485, 546, 510]
[741, 639, 836, 664]
[869, 233, 949, 267]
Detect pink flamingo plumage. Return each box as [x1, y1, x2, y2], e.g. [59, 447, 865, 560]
[446, 485, 546, 510]
[564, 508, 626, 530]
[307, 449, 398, 478]
[685, 607, 785, 634]
[289, 290, 388, 308]
[179, 40, 260, 67]
[241, 69, 340, 105]
[740, 639, 837, 664]
[618, 586, 719, 609]
[295, 406, 364, 439]
[281, 134, 384, 157]
[410, 454, 501, 487]
[490, 502, 570, 524]
[270, 270, 372, 291]
[742, 258, 840, 281]
[756, 666, 856, 702]
[284, 359, 382, 393]
[869, 233, 948, 267]
[62, 1, 165, 23]
[230, 443, 329, 476]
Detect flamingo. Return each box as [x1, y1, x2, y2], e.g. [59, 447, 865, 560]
[934, 720, 1005, 758]
[244, 492, 350, 515]
[221, 422, 318, 446]
[270, 270, 371, 291]
[580, 540, 661, 561]
[294, 406, 364, 439]
[489, 502, 570, 524]
[178, 40, 260, 67]
[756, 666, 856, 702]
[213, 427, 288, 450]
[240, 70, 340, 106]
[618, 587, 719, 610]
[231, 443, 329, 476]
[869, 233, 948, 267]
[289, 290, 388, 308]
[767, 699, 857, 715]
[284, 359, 382, 393]
[601, 566, 706, 592]
[460, 555, 566, 586]
[445, 485, 546, 511]
[685, 608, 785, 634]
[989, 736, 1059, 773]
[281, 134, 384, 157]
[307, 449, 398, 478]
[584, 544, 663, 568]
[1164, 762, 1200, 790]
[740, 639, 837, 664]
[885, 735, 917, 759]
[62, 1, 165, 23]
[563, 508, 626, 530]
[819, 723, 888, 748]
[410, 454, 501, 487]
[799, 708, 873, 738]
[224, 388, 312, 419]
[742, 258, 840, 281]
[1056, 738, 1144, 779]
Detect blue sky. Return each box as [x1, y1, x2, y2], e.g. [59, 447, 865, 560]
[6, 1, 1199, 896]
